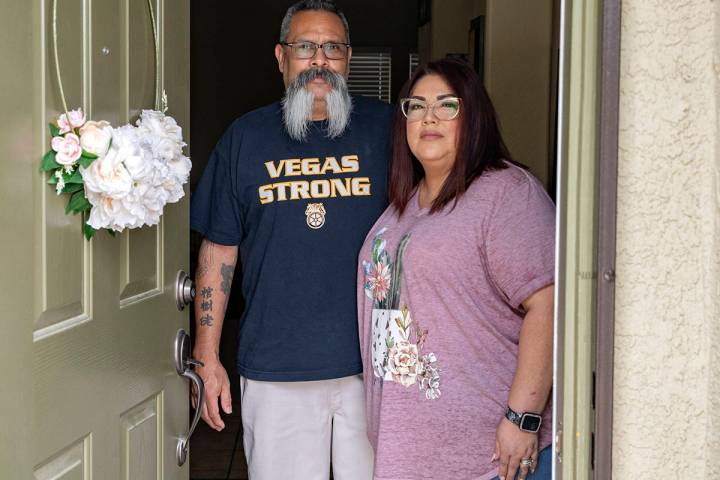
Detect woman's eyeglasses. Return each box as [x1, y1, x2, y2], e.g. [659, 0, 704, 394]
[400, 97, 462, 121]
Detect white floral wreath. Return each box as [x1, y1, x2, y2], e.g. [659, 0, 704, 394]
[40, 0, 190, 239]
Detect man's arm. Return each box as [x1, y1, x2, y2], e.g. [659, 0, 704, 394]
[192, 238, 238, 431]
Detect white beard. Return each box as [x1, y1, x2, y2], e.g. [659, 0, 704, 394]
[281, 67, 353, 142]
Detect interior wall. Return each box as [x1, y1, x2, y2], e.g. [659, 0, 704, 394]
[418, 0, 555, 188]
[613, 0, 720, 477]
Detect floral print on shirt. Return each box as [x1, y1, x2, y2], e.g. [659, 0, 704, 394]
[362, 228, 442, 400]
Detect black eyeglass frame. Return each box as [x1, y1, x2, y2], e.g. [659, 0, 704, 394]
[280, 41, 352, 60]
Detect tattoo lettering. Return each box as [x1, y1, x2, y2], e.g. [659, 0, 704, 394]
[200, 287, 213, 299]
[201, 299, 213, 311]
[200, 314, 214, 327]
[221, 263, 234, 295]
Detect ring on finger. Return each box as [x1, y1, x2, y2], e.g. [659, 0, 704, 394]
[520, 458, 534, 467]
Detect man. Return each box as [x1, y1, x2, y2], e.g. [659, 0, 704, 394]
[190, 1, 392, 478]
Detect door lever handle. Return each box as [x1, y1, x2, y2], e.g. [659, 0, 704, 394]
[174, 329, 205, 466]
[177, 368, 204, 466]
[185, 358, 204, 368]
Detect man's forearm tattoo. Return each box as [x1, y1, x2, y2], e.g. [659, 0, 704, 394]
[199, 286, 214, 327]
[220, 263, 234, 295]
[196, 241, 215, 278]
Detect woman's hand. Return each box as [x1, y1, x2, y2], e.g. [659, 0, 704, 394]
[493, 417, 538, 480]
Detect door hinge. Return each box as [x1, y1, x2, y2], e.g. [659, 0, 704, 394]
[555, 428, 563, 463]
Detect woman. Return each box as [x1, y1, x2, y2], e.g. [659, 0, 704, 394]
[357, 58, 555, 480]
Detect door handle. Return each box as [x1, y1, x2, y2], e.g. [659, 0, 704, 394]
[174, 329, 205, 466]
[175, 270, 195, 311]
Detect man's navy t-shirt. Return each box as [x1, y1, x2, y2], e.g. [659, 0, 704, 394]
[191, 96, 392, 381]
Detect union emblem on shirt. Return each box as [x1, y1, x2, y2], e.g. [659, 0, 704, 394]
[305, 203, 326, 229]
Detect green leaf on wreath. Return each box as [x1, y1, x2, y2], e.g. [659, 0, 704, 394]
[65, 190, 91, 215]
[81, 150, 98, 159]
[83, 222, 96, 240]
[49, 123, 60, 138]
[64, 170, 84, 184]
[47, 174, 59, 185]
[107, 229, 117, 237]
[62, 183, 84, 194]
[79, 155, 96, 168]
[40, 150, 60, 172]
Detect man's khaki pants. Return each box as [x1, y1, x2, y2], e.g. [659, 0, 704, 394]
[240, 374, 374, 480]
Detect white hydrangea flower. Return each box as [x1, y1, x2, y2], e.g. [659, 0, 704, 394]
[78, 109, 191, 232]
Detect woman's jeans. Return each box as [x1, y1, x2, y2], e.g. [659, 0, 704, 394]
[492, 445, 552, 480]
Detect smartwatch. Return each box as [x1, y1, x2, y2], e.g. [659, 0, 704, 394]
[505, 406, 543, 433]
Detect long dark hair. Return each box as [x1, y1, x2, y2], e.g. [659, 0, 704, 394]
[388, 58, 515, 215]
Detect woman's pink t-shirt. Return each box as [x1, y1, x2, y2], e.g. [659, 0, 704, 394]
[357, 164, 555, 480]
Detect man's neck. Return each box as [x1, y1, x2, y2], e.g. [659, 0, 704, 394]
[311, 99, 328, 121]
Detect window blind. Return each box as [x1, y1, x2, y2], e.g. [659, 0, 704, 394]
[409, 52, 419, 77]
[348, 51, 392, 103]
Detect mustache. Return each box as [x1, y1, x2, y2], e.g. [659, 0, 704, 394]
[291, 67, 346, 90]
[282, 67, 353, 142]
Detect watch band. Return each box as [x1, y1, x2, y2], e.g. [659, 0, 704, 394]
[505, 406, 523, 425]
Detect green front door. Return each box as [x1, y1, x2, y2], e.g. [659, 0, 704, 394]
[0, 0, 190, 478]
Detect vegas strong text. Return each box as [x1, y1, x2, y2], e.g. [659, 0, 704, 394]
[258, 155, 371, 204]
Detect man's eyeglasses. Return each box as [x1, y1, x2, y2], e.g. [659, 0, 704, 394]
[281, 41, 350, 60]
[400, 97, 462, 121]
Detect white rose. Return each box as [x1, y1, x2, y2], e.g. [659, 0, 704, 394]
[79, 120, 113, 156]
[85, 188, 142, 231]
[81, 143, 133, 200]
[121, 182, 152, 226]
[85, 190, 119, 230]
[57, 108, 86, 134]
[122, 148, 154, 183]
[51, 133, 82, 165]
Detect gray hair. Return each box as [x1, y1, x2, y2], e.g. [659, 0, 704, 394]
[279, 0, 350, 43]
[282, 67, 353, 142]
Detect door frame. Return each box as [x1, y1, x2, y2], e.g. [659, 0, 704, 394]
[553, 0, 620, 478]
[594, 0, 621, 478]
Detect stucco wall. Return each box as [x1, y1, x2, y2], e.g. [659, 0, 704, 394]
[614, 0, 720, 477]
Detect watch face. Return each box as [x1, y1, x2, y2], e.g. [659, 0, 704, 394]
[520, 414, 542, 432]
